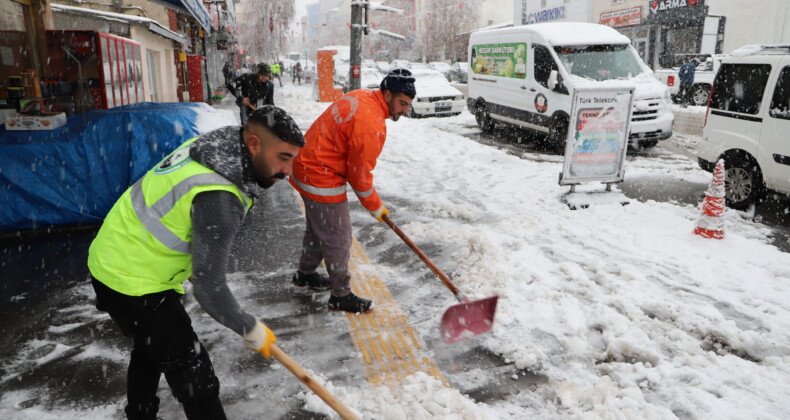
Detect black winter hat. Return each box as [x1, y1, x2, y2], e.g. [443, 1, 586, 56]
[257, 63, 272, 76]
[380, 69, 416, 99]
[247, 105, 305, 147]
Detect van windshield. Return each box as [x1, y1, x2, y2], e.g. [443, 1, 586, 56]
[554, 45, 644, 81]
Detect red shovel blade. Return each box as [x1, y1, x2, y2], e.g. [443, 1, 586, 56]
[440, 295, 498, 344]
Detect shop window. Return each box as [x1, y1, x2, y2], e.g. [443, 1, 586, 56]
[133, 45, 144, 103]
[124, 43, 134, 103]
[100, 37, 114, 108]
[146, 49, 160, 102]
[1, 0, 40, 102]
[710, 64, 771, 115]
[769, 66, 790, 120]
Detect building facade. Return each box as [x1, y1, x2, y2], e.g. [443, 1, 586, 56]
[515, 0, 790, 70]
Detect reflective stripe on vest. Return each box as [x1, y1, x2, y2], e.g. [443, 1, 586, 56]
[130, 172, 243, 253]
[352, 186, 374, 198]
[291, 176, 347, 196]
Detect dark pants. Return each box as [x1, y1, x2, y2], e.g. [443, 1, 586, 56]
[92, 278, 226, 420]
[298, 195, 353, 296]
[680, 82, 693, 106]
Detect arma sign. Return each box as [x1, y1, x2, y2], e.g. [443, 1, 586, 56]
[649, 0, 704, 14]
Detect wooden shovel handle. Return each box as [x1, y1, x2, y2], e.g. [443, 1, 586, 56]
[382, 214, 462, 297]
[270, 344, 361, 420]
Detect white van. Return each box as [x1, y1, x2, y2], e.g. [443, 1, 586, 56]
[467, 23, 674, 149]
[698, 44, 790, 210]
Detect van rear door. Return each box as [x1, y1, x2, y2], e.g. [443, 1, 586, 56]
[761, 57, 790, 194]
[707, 62, 772, 156]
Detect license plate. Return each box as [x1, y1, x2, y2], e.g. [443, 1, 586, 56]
[434, 101, 451, 112]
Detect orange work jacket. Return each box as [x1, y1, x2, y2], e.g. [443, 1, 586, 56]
[289, 89, 389, 211]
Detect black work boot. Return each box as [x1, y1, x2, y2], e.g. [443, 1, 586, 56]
[328, 293, 373, 313]
[292, 271, 331, 291]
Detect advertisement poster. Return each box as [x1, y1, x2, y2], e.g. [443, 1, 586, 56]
[470, 42, 527, 79]
[560, 87, 634, 185]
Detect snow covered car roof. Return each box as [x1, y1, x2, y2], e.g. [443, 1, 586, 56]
[410, 69, 462, 98]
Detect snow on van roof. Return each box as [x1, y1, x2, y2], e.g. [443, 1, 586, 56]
[473, 22, 630, 46]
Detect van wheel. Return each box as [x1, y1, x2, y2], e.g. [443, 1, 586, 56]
[640, 140, 658, 149]
[547, 117, 569, 152]
[725, 158, 763, 210]
[475, 104, 495, 133]
[692, 85, 710, 106]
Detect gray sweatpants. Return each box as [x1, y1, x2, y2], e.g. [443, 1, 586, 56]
[298, 195, 352, 297]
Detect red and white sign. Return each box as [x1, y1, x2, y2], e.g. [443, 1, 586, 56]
[649, 0, 702, 13]
[600, 7, 642, 28]
[351, 65, 361, 78]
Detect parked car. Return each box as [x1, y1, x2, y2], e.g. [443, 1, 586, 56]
[428, 62, 452, 80]
[362, 59, 376, 68]
[359, 68, 385, 90]
[698, 44, 790, 210]
[467, 22, 674, 149]
[390, 59, 410, 70]
[409, 69, 465, 118]
[449, 62, 469, 83]
[408, 62, 430, 70]
[654, 54, 725, 106]
[376, 61, 391, 73]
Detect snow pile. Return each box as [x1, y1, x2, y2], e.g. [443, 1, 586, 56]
[299, 372, 495, 419]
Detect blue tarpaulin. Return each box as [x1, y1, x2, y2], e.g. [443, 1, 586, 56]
[0, 102, 207, 231]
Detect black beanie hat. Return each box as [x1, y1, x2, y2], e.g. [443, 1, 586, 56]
[380, 69, 416, 99]
[247, 105, 305, 147]
[257, 63, 272, 76]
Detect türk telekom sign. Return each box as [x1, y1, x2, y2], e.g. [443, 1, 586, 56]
[649, 0, 704, 14]
[600, 7, 642, 28]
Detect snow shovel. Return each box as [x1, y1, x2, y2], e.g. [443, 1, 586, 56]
[269, 344, 361, 420]
[382, 214, 498, 344]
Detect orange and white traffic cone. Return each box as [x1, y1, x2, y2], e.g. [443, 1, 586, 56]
[694, 159, 726, 239]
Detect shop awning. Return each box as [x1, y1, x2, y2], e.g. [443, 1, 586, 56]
[148, 0, 211, 33]
[51, 4, 187, 45]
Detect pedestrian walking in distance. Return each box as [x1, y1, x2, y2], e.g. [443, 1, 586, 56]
[88, 106, 305, 420]
[289, 69, 416, 313]
[679, 57, 696, 108]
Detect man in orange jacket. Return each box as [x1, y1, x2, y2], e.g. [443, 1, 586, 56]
[289, 69, 416, 313]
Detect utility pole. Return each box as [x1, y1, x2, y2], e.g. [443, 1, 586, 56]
[349, 1, 367, 92]
[349, 1, 405, 91]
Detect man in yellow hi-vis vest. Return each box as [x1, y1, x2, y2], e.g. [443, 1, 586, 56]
[88, 106, 304, 420]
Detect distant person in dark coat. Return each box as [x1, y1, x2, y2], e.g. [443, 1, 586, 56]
[678, 57, 696, 108]
[222, 61, 233, 89]
[293, 62, 303, 85]
[234, 64, 275, 124]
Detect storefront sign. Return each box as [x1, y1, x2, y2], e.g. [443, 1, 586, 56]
[470, 43, 527, 79]
[649, 0, 703, 14]
[600, 7, 642, 28]
[560, 87, 634, 185]
[522, 6, 566, 25]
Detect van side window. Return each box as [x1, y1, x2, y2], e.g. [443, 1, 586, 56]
[710, 64, 772, 115]
[534, 45, 558, 89]
[769, 66, 790, 119]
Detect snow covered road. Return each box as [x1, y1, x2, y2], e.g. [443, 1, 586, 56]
[1, 84, 788, 419]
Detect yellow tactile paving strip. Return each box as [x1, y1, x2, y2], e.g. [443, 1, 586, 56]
[294, 192, 445, 387]
[345, 238, 445, 387]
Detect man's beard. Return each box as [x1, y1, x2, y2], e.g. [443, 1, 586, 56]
[258, 172, 286, 189]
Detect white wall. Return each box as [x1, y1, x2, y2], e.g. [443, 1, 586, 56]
[478, 0, 515, 28]
[708, 0, 790, 53]
[515, 0, 594, 25]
